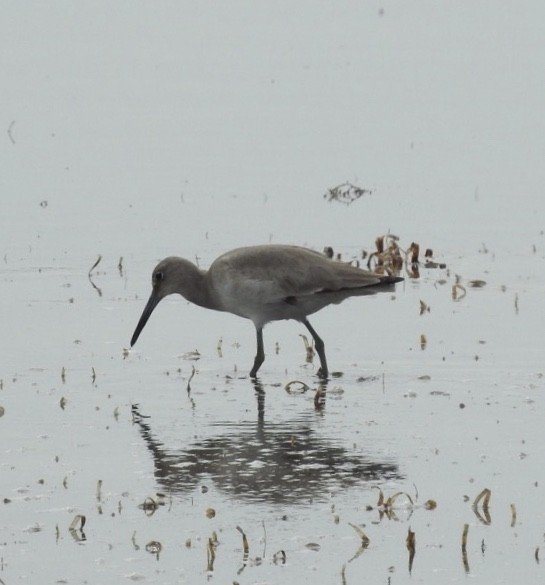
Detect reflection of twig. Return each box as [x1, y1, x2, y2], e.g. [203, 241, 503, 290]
[69, 514, 87, 543]
[346, 523, 370, 563]
[510, 503, 517, 527]
[452, 284, 467, 301]
[314, 384, 326, 410]
[472, 488, 491, 525]
[207, 536, 217, 572]
[299, 334, 315, 363]
[370, 487, 416, 521]
[236, 525, 249, 574]
[7, 120, 16, 144]
[461, 523, 470, 573]
[88, 255, 103, 297]
[406, 527, 416, 573]
[237, 525, 249, 556]
[186, 365, 196, 394]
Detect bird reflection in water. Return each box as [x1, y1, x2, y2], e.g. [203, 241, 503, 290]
[131, 379, 401, 505]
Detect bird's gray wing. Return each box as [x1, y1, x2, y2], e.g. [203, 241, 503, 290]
[211, 245, 382, 304]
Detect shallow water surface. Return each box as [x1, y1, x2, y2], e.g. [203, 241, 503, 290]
[1, 231, 544, 584]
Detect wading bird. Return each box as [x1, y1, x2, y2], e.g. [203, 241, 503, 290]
[130, 245, 402, 378]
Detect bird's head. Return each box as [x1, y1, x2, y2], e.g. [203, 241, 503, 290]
[130, 257, 194, 347]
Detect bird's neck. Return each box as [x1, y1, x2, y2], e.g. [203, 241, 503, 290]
[180, 268, 217, 311]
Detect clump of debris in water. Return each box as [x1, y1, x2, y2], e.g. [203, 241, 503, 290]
[324, 182, 372, 205]
[323, 234, 447, 278]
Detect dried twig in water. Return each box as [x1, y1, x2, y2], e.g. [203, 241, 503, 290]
[425, 258, 447, 269]
[299, 334, 315, 363]
[472, 488, 491, 525]
[117, 256, 124, 277]
[69, 514, 87, 542]
[452, 284, 466, 301]
[96, 479, 103, 502]
[139, 496, 160, 516]
[473, 488, 491, 511]
[406, 527, 416, 573]
[366, 233, 404, 274]
[409, 242, 420, 264]
[261, 520, 267, 558]
[373, 486, 385, 507]
[510, 503, 517, 527]
[88, 254, 102, 276]
[145, 541, 162, 559]
[180, 350, 201, 361]
[468, 279, 486, 288]
[273, 550, 286, 564]
[284, 380, 310, 394]
[347, 523, 370, 563]
[349, 523, 370, 547]
[369, 488, 418, 521]
[236, 525, 250, 557]
[368, 235, 447, 276]
[7, 120, 16, 145]
[88, 255, 103, 297]
[387, 491, 415, 507]
[69, 514, 86, 531]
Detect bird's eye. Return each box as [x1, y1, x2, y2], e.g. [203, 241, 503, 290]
[155, 271, 164, 283]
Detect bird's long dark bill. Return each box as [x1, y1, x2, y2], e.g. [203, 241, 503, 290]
[131, 290, 160, 347]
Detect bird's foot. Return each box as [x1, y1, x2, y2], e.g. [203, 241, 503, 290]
[316, 367, 329, 380]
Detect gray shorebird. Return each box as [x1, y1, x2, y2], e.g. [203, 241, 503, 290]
[130, 245, 403, 378]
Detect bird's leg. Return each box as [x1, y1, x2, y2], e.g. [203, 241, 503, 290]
[250, 327, 265, 378]
[303, 319, 328, 379]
